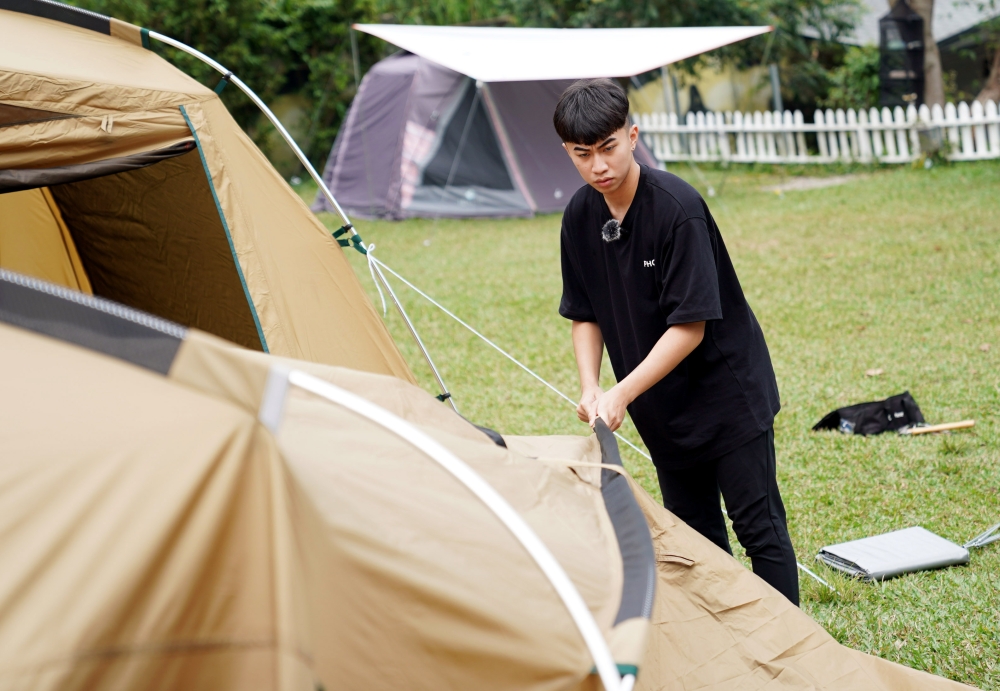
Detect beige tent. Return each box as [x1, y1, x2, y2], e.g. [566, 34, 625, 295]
[0, 267, 652, 690]
[0, 268, 975, 691]
[0, 0, 411, 382]
[0, 2, 980, 689]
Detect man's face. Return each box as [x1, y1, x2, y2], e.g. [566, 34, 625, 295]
[562, 124, 638, 194]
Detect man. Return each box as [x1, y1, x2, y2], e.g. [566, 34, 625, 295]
[554, 79, 798, 605]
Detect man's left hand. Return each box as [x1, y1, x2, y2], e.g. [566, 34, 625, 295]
[595, 385, 631, 432]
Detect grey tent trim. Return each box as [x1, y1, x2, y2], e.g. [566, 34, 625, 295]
[0, 0, 110, 33]
[0, 268, 185, 375]
[0, 141, 197, 194]
[594, 420, 657, 624]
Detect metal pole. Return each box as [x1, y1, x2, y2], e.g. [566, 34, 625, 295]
[148, 31, 355, 233]
[147, 30, 458, 408]
[444, 81, 483, 189]
[769, 63, 784, 112]
[659, 65, 674, 115]
[369, 260, 458, 412]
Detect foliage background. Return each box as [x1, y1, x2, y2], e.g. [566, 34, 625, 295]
[70, 0, 865, 170]
[820, 43, 881, 109]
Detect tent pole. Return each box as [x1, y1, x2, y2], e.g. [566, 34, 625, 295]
[283, 369, 625, 691]
[147, 31, 355, 235]
[369, 260, 458, 412]
[443, 80, 483, 188]
[147, 30, 458, 408]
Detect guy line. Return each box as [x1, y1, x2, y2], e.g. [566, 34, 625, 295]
[369, 255, 835, 593]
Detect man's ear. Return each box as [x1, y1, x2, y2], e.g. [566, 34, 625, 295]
[629, 124, 639, 149]
[561, 142, 568, 153]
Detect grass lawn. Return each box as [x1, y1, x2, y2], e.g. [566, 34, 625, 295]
[298, 161, 999, 689]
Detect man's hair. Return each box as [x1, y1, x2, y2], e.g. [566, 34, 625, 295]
[553, 79, 630, 145]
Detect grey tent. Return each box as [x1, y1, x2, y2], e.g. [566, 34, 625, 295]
[312, 52, 659, 219]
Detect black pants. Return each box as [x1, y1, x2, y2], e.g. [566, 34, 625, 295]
[655, 428, 799, 605]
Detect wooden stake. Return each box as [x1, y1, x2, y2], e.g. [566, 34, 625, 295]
[902, 420, 975, 435]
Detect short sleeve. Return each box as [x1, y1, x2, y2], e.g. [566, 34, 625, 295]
[558, 221, 597, 322]
[659, 217, 723, 325]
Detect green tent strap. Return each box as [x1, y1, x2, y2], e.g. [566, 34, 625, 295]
[140, 27, 150, 49]
[333, 224, 367, 255]
[589, 664, 639, 677]
[214, 71, 233, 94]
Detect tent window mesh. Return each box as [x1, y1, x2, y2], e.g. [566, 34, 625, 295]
[422, 83, 514, 190]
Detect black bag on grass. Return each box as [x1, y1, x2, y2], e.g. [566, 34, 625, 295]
[812, 391, 925, 435]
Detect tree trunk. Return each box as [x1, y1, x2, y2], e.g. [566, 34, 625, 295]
[976, 46, 1000, 104]
[905, 0, 945, 106]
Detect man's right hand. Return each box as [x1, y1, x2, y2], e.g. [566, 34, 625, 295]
[577, 384, 603, 424]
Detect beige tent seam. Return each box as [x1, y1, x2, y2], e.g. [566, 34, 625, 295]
[184, 100, 278, 352]
[109, 18, 143, 46]
[0, 86, 219, 117]
[0, 54, 216, 116]
[0, 111, 192, 168]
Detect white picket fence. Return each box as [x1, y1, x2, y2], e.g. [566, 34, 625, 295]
[639, 100, 1000, 164]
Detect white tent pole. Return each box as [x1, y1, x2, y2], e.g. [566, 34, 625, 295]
[146, 30, 458, 407]
[368, 258, 458, 412]
[144, 30, 828, 601]
[278, 369, 625, 691]
[147, 31, 355, 234]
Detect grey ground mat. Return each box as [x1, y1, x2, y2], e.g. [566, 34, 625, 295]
[817, 526, 970, 580]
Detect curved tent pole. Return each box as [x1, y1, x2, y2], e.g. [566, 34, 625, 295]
[259, 367, 628, 691]
[146, 32, 832, 600]
[149, 31, 353, 230]
[147, 31, 458, 411]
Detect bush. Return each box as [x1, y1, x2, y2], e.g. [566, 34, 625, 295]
[820, 44, 880, 110]
[69, 0, 866, 173]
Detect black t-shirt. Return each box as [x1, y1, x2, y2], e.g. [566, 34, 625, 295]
[559, 165, 779, 468]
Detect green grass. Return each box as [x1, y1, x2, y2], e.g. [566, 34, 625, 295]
[296, 162, 1000, 689]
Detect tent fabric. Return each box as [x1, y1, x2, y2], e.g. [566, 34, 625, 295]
[353, 24, 773, 83]
[0, 273, 977, 690]
[0, 1, 414, 380]
[316, 53, 529, 220]
[313, 53, 657, 219]
[0, 187, 91, 292]
[420, 81, 513, 190]
[517, 435, 976, 691]
[326, 52, 417, 219]
[0, 297, 651, 689]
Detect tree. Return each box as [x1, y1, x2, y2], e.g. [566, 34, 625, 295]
[898, 0, 945, 106]
[71, 0, 289, 135]
[972, 13, 1000, 102]
[68, 0, 866, 169]
[976, 40, 1000, 102]
[820, 44, 881, 109]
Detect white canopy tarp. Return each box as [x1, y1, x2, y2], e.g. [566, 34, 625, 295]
[353, 24, 773, 82]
